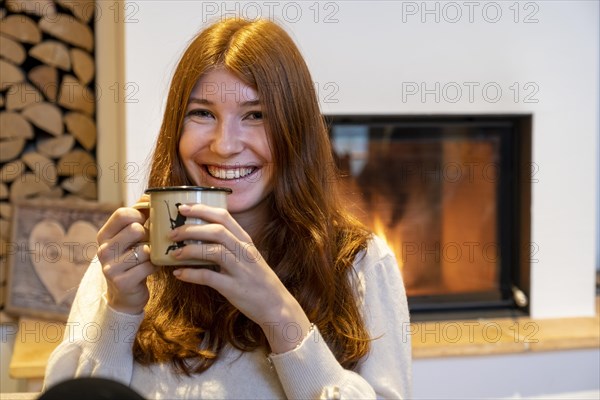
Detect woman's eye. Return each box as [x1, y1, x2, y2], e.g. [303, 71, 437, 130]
[186, 109, 214, 119]
[245, 111, 263, 120]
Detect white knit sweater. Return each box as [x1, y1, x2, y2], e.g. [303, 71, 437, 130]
[43, 236, 412, 399]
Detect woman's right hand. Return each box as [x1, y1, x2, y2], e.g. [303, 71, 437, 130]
[96, 197, 158, 314]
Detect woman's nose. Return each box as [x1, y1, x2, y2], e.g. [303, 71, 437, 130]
[209, 121, 243, 157]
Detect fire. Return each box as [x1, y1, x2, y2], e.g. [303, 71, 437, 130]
[371, 214, 403, 271]
[372, 214, 388, 244]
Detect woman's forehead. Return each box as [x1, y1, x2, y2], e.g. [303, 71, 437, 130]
[190, 68, 259, 103]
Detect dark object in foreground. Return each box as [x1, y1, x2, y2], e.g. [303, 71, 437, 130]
[39, 377, 145, 400]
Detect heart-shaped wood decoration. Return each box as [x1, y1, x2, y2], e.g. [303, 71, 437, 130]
[28, 219, 97, 305]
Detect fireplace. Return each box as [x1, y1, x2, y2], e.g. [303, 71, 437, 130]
[327, 115, 532, 320]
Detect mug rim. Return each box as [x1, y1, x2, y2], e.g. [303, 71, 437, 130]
[145, 186, 232, 194]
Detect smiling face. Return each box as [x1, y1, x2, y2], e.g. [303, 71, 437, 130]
[179, 68, 274, 216]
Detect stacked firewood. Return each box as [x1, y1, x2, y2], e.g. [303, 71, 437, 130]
[0, 0, 97, 313]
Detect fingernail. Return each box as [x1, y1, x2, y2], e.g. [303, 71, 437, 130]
[178, 204, 191, 213]
[173, 269, 181, 277]
[174, 248, 183, 258]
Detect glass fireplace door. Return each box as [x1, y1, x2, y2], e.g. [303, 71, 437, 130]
[329, 115, 531, 317]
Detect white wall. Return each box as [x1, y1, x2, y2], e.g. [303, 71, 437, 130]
[122, 0, 599, 320]
[413, 348, 600, 399]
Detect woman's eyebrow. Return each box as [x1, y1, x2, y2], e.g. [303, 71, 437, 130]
[187, 98, 260, 106]
[240, 99, 261, 107]
[187, 97, 212, 105]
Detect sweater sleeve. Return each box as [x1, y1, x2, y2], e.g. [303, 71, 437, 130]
[269, 236, 412, 399]
[43, 257, 144, 390]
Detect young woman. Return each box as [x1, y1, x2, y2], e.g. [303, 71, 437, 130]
[44, 18, 412, 399]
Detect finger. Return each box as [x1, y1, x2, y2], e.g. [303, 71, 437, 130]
[119, 221, 148, 247]
[123, 243, 150, 266]
[174, 243, 229, 269]
[97, 207, 148, 244]
[178, 204, 251, 242]
[102, 244, 151, 278]
[124, 261, 157, 286]
[132, 194, 151, 218]
[170, 223, 241, 254]
[173, 242, 262, 269]
[108, 261, 158, 293]
[97, 223, 148, 267]
[173, 267, 232, 293]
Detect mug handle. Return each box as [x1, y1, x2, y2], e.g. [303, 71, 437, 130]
[132, 201, 150, 211]
[132, 202, 150, 232]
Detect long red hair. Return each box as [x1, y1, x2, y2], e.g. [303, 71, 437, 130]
[133, 18, 371, 374]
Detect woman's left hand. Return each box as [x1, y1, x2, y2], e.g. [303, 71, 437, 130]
[169, 203, 311, 354]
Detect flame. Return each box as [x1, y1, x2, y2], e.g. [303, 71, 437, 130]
[372, 214, 388, 243]
[371, 214, 403, 271]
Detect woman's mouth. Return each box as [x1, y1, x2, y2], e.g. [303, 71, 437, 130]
[206, 165, 258, 180]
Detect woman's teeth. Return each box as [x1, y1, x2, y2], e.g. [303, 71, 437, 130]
[207, 166, 255, 180]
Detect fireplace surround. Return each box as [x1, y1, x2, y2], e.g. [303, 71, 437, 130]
[327, 114, 532, 320]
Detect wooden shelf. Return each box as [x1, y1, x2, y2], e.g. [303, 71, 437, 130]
[412, 298, 600, 358]
[8, 318, 64, 379]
